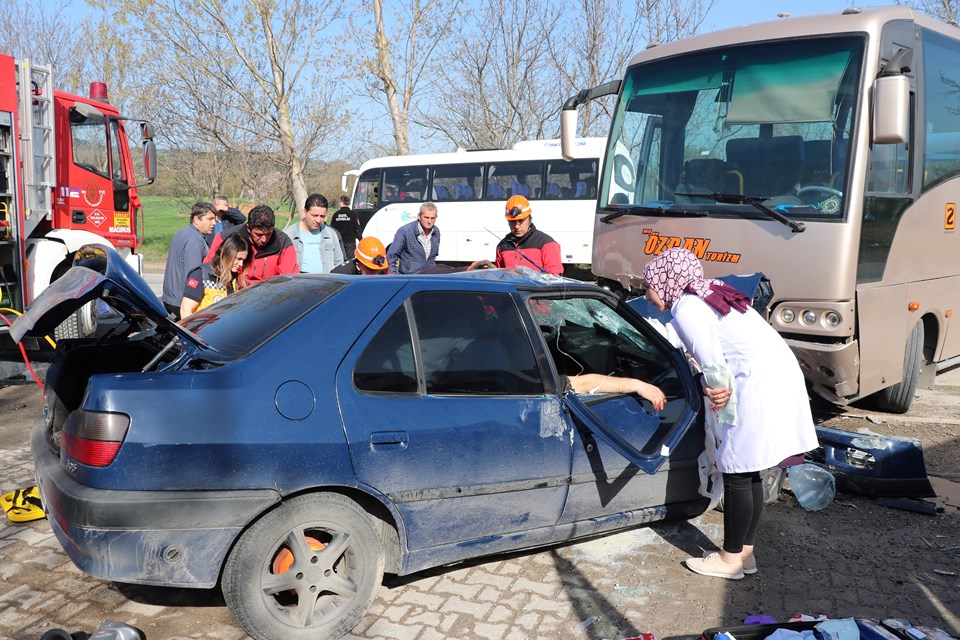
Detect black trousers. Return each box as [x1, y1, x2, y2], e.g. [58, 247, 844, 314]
[163, 302, 181, 321]
[722, 471, 764, 554]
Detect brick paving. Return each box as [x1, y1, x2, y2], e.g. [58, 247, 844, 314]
[1, 420, 959, 639]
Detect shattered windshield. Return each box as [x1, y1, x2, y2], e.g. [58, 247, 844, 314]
[602, 36, 865, 221]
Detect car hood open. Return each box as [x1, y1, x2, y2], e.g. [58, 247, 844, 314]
[11, 244, 209, 351]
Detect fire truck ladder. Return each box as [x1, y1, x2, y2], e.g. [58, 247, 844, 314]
[17, 59, 55, 240]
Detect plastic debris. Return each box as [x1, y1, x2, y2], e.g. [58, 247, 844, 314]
[788, 464, 836, 511]
[575, 616, 599, 630]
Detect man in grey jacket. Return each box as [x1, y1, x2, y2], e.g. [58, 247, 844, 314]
[162, 202, 217, 319]
[282, 194, 345, 273]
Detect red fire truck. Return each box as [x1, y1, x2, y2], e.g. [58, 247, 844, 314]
[0, 55, 155, 340]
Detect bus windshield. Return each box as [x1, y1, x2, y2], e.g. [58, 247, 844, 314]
[603, 36, 865, 221]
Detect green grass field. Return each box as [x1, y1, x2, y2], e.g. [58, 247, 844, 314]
[139, 196, 295, 262]
[139, 195, 189, 262]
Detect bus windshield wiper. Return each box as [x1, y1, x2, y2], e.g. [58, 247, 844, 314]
[600, 205, 708, 223]
[675, 192, 806, 233]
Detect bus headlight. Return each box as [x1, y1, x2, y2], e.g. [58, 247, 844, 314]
[779, 308, 795, 323]
[823, 311, 842, 328]
[801, 310, 818, 325]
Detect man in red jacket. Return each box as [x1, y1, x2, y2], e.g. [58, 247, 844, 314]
[494, 195, 563, 275]
[206, 204, 299, 282]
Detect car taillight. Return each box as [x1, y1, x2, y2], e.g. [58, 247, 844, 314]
[61, 410, 130, 467]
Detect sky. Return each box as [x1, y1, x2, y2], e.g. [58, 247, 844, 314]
[703, 0, 897, 31]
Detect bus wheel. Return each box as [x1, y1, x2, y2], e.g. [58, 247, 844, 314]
[873, 320, 923, 414]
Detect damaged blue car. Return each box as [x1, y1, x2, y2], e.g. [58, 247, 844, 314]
[15, 245, 714, 640]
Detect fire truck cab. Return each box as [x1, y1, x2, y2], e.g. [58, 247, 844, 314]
[0, 55, 156, 340]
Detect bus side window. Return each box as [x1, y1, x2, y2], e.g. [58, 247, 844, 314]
[921, 29, 960, 190]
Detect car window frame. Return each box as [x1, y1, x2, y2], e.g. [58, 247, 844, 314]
[523, 287, 702, 473]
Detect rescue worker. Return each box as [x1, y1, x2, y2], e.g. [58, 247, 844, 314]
[494, 195, 563, 275]
[332, 236, 390, 275]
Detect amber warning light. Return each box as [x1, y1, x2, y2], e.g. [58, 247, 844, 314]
[89, 82, 109, 102]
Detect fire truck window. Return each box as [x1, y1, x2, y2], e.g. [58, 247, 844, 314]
[70, 111, 109, 177]
[109, 120, 125, 182]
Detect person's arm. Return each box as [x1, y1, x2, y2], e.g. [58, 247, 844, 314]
[223, 207, 246, 225]
[428, 228, 440, 264]
[180, 297, 199, 319]
[204, 232, 223, 264]
[568, 373, 666, 410]
[277, 244, 301, 274]
[541, 240, 564, 275]
[672, 296, 732, 409]
[352, 211, 362, 238]
[179, 267, 204, 318]
[185, 235, 207, 273]
[332, 228, 345, 265]
[387, 229, 406, 272]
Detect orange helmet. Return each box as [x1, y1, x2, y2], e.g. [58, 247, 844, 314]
[505, 195, 532, 220]
[355, 236, 388, 271]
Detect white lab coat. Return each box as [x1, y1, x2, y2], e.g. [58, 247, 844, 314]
[671, 294, 818, 473]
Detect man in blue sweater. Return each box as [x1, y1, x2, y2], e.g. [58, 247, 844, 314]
[387, 202, 440, 274]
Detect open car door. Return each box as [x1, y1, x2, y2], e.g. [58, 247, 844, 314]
[527, 291, 702, 475]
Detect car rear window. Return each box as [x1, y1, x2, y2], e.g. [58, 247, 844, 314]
[179, 276, 344, 359]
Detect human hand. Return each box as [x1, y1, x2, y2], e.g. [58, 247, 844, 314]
[704, 385, 731, 410]
[637, 381, 666, 411]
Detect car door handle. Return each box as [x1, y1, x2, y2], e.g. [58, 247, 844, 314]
[370, 431, 409, 449]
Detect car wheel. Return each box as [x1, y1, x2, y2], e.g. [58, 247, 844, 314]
[873, 320, 923, 414]
[222, 493, 384, 640]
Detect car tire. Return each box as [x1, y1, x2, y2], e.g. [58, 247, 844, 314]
[873, 320, 923, 414]
[50, 260, 98, 340]
[222, 493, 384, 640]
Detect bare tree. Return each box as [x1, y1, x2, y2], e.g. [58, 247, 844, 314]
[421, 0, 714, 150]
[896, 0, 959, 24]
[358, 0, 462, 155]
[550, 0, 715, 137]
[421, 0, 563, 149]
[0, 0, 95, 95]
[100, 0, 350, 212]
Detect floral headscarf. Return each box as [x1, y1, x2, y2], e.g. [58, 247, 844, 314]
[642, 247, 751, 316]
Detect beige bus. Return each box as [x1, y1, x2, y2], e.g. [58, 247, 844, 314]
[560, 7, 960, 413]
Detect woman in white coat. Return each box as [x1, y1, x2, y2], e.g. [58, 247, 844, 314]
[643, 248, 818, 580]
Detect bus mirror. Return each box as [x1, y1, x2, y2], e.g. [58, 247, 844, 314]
[873, 75, 909, 144]
[561, 109, 579, 160]
[140, 121, 154, 141]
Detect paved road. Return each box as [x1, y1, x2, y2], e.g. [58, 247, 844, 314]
[0, 375, 957, 639]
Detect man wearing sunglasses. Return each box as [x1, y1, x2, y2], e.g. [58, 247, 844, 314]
[332, 236, 390, 275]
[494, 195, 563, 275]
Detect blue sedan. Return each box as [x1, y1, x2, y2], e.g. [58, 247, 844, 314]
[14, 245, 707, 640]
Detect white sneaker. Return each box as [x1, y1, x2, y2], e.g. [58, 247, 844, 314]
[685, 552, 745, 580]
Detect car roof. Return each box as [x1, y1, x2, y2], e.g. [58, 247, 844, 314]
[325, 267, 585, 291]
